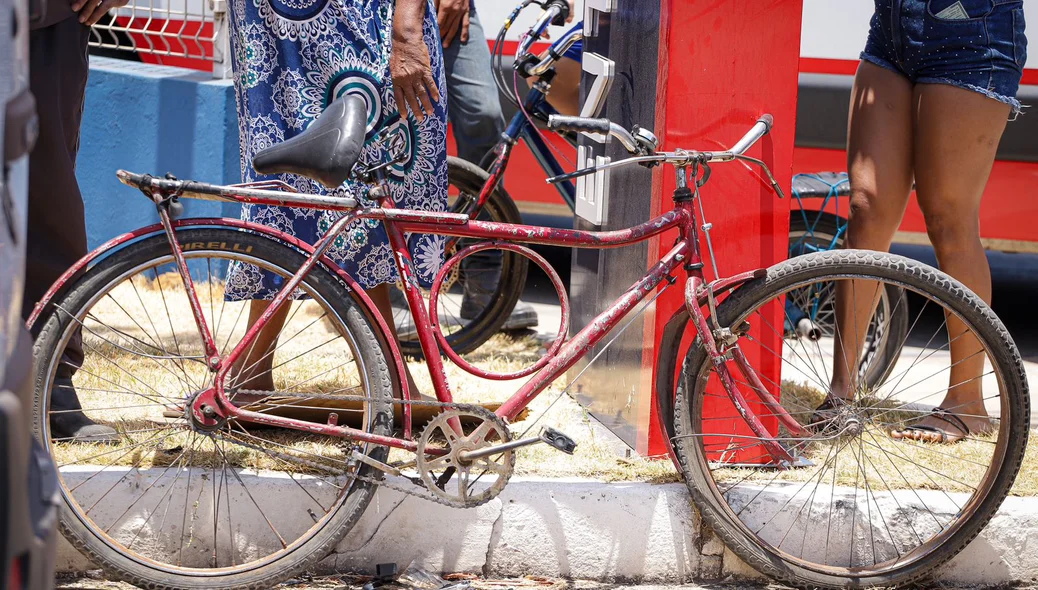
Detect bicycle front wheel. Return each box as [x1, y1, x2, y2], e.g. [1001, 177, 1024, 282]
[673, 250, 1028, 589]
[32, 228, 394, 589]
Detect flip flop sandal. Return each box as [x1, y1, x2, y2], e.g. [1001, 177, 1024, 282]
[892, 407, 970, 444]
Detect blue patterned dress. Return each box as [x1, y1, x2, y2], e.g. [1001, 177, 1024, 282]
[224, 0, 448, 299]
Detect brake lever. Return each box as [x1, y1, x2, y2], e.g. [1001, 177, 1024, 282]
[733, 154, 786, 199]
[547, 166, 595, 185]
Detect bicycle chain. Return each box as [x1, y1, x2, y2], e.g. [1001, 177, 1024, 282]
[225, 389, 509, 508]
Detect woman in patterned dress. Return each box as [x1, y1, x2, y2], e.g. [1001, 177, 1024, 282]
[224, 0, 447, 392]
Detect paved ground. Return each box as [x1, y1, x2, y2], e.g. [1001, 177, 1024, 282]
[53, 571, 1031, 589]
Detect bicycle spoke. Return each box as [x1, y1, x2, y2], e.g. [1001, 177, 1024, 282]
[152, 268, 201, 392]
[128, 277, 199, 391]
[213, 440, 288, 549]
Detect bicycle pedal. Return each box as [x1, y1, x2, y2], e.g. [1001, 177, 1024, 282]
[435, 466, 457, 490]
[539, 427, 577, 455]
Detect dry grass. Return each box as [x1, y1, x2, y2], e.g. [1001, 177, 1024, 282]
[53, 274, 1038, 495]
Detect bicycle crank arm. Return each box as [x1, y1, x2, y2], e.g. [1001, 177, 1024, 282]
[458, 427, 578, 462]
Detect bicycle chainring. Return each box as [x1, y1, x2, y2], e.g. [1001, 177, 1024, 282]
[415, 409, 515, 508]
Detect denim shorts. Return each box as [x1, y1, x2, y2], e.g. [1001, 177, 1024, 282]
[862, 0, 1028, 115]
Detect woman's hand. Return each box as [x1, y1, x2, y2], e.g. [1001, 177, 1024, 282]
[391, 0, 441, 121]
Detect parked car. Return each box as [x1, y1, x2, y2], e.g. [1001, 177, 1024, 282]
[1, 0, 59, 586]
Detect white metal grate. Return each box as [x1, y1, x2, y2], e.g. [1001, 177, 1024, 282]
[88, 0, 230, 77]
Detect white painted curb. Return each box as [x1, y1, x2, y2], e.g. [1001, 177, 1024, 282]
[55, 476, 1038, 584]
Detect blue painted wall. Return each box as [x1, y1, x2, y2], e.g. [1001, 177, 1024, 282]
[77, 58, 243, 249]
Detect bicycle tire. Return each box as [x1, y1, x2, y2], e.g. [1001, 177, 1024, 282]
[32, 227, 395, 590]
[396, 157, 528, 358]
[788, 211, 908, 389]
[673, 249, 1028, 589]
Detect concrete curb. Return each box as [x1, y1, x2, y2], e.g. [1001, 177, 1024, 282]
[56, 476, 1038, 585]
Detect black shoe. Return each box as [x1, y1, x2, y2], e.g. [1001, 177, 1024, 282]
[500, 301, 538, 331]
[50, 378, 120, 444]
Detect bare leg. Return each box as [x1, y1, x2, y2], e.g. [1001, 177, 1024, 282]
[230, 285, 421, 399]
[228, 300, 290, 394]
[525, 57, 581, 117]
[367, 284, 422, 399]
[547, 57, 582, 117]
[890, 83, 1007, 443]
[830, 61, 915, 400]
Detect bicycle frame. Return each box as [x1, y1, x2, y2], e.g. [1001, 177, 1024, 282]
[95, 165, 801, 465]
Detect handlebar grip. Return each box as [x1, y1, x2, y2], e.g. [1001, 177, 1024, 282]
[547, 115, 611, 135]
[757, 114, 774, 133]
[546, 0, 570, 25]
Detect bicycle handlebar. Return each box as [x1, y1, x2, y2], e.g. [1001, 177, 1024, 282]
[543, 0, 570, 25]
[547, 115, 609, 134]
[545, 114, 786, 198]
[517, 3, 564, 56]
[547, 115, 642, 154]
[727, 115, 773, 157]
[526, 28, 583, 77]
[549, 113, 774, 159]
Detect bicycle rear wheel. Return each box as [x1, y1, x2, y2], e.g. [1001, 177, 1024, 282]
[673, 250, 1028, 589]
[32, 228, 394, 589]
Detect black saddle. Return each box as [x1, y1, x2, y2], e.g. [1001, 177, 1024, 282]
[252, 94, 367, 189]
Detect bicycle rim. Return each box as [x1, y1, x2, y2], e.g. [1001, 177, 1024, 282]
[393, 157, 527, 357]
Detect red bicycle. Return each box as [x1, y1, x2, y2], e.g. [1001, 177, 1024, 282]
[29, 96, 1028, 589]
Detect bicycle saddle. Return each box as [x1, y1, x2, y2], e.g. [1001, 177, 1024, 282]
[252, 94, 367, 189]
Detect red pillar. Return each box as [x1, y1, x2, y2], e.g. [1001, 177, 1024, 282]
[643, 0, 804, 456]
[570, 0, 802, 457]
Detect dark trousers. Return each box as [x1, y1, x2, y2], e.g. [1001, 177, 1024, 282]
[22, 17, 92, 378]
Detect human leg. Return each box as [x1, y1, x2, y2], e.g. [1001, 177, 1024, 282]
[367, 284, 421, 397]
[230, 288, 421, 399]
[889, 83, 1009, 442]
[829, 61, 916, 402]
[441, 5, 533, 327]
[442, 4, 505, 164]
[227, 301, 291, 394]
[541, 57, 582, 116]
[24, 17, 117, 442]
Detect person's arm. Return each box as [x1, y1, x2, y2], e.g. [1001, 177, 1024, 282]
[436, 0, 470, 48]
[391, 0, 441, 121]
[71, 0, 129, 26]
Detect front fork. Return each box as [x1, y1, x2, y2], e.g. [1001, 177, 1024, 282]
[684, 276, 804, 465]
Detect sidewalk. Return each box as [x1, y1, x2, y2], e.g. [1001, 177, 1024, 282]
[55, 476, 1038, 585]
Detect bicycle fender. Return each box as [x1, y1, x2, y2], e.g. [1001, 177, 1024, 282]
[653, 269, 767, 465]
